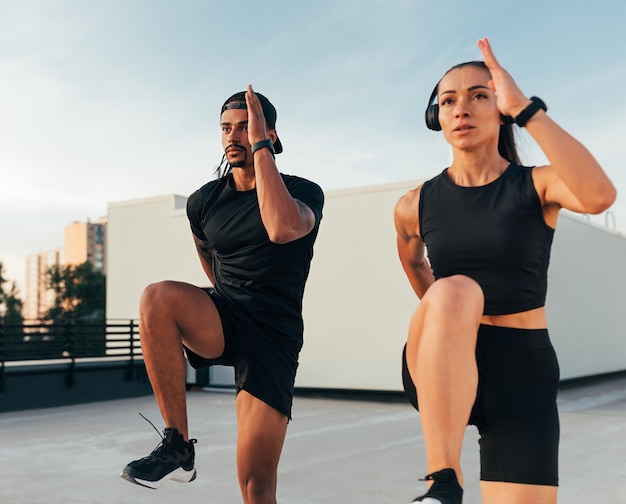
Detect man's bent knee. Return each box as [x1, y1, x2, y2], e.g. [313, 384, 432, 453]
[141, 280, 177, 305]
[140, 281, 187, 317]
[138, 281, 190, 341]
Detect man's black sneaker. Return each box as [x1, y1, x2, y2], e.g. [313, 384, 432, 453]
[121, 427, 197, 489]
[412, 468, 463, 503]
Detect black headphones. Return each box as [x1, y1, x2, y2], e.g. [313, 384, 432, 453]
[425, 85, 442, 131]
[424, 83, 515, 131]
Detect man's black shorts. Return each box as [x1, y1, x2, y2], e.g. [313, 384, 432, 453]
[183, 289, 299, 420]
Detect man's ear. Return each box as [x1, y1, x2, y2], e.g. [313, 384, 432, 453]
[267, 129, 278, 143]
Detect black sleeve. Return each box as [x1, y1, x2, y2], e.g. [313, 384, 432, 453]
[283, 175, 324, 225]
[186, 187, 208, 240]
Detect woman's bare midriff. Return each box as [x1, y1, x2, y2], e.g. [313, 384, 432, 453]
[481, 306, 548, 329]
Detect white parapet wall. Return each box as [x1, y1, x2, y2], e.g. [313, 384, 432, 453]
[546, 213, 626, 380]
[106, 183, 626, 391]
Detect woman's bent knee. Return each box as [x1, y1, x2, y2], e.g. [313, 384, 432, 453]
[409, 276, 484, 338]
[423, 275, 484, 313]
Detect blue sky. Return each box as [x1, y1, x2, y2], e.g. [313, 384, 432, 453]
[2, 0, 626, 292]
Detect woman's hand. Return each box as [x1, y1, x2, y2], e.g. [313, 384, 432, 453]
[477, 37, 531, 119]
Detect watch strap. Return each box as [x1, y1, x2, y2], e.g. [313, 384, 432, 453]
[251, 139, 275, 155]
[514, 96, 547, 127]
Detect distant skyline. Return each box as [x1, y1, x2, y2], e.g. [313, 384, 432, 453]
[2, 0, 626, 294]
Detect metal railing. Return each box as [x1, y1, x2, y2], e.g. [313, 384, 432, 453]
[0, 319, 142, 391]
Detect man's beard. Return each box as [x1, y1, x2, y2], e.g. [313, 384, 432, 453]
[226, 144, 247, 168]
[230, 156, 247, 168]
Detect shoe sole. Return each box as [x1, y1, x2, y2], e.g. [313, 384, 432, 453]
[120, 467, 197, 490]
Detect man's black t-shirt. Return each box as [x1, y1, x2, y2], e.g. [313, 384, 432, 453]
[186, 173, 324, 351]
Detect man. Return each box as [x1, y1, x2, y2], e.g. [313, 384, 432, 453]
[121, 85, 324, 504]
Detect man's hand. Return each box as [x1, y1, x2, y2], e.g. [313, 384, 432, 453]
[245, 84, 270, 144]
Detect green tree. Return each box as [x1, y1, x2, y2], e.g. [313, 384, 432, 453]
[47, 261, 106, 322]
[46, 261, 106, 358]
[0, 261, 23, 323]
[0, 261, 25, 360]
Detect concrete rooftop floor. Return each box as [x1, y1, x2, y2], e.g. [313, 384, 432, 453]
[1, 373, 625, 503]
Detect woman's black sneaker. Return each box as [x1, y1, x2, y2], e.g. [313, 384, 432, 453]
[412, 468, 463, 503]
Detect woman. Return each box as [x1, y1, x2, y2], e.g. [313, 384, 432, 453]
[394, 38, 616, 504]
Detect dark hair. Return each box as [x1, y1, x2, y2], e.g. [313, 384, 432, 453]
[439, 61, 520, 165]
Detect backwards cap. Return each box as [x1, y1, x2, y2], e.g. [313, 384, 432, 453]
[221, 91, 283, 154]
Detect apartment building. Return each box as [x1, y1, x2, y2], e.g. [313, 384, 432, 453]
[23, 218, 107, 320]
[23, 249, 61, 320]
[64, 219, 107, 273]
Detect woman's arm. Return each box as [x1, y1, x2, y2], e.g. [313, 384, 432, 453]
[478, 37, 617, 214]
[394, 186, 435, 299]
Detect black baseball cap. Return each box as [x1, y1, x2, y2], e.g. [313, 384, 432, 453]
[221, 91, 283, 154]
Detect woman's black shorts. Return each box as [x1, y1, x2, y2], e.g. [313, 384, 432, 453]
[402, 324, 560, 486]
[183, 289, 299, 420]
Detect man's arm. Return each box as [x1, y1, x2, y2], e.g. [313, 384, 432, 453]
[192, 234, 215, 285]
[245, 85, 316, 244]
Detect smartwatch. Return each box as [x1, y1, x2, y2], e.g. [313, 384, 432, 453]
[251, 139, 275, 156]
[514, 97, 547, 127]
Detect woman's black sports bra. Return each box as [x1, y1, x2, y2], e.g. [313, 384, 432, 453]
[419, 163, 554, 315]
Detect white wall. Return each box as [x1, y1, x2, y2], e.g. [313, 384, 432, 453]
[106, 184, 626, 389]
[106, 195, 207, 320]
[297, 182, 419, 390]
[547, 214, 626, 379]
